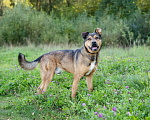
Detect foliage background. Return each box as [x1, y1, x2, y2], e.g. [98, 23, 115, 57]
[0, 0, 150, 47]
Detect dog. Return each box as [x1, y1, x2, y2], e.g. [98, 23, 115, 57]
[18, 28, 102, 98]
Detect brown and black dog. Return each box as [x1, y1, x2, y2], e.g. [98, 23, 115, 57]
[18, 28, 102, 98]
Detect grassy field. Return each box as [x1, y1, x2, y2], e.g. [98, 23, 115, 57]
[0, 45, 150, 120]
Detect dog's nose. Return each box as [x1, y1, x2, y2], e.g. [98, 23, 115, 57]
[92, 41, 97, 46]
[92, 41, 96, 44]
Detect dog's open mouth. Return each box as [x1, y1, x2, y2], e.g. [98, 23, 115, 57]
[89, 46, 99, 51]
[92, 47, 98, 51]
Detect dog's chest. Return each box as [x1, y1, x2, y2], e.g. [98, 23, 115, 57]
[85, 60, 96, 75]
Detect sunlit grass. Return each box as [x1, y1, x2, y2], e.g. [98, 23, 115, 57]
[0, 45, 150, 119]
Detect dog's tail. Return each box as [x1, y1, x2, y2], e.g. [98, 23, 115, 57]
[18, 53, 43, 70]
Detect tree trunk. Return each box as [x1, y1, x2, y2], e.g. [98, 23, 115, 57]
[47, 0, 52, 14]
[67, 1, 70, 7]
[0, 0, 3, 16]
[36, 0, 40, 11]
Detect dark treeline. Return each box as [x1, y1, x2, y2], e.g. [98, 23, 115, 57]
[0, 0, 149, 47]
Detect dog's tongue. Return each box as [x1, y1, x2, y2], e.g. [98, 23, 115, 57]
[92, 47, 97, 51]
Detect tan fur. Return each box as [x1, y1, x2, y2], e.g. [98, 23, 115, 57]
[18, 28, 102, 98]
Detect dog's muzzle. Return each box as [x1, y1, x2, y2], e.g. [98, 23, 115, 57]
[89, 41, 99, 51]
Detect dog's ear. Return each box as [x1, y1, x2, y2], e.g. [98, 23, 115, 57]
[95, 28, 102, 36]
[81, 32, 89, 39]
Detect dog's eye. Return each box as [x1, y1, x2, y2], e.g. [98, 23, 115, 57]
[95, 37, 99, 40]
[87, 38, 91, 40]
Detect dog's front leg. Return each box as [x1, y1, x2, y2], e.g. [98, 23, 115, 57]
[86, 73, 94, 92]
[71, 74, 82, 98]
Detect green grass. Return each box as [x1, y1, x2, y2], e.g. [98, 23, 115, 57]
[0, 45, 150, 120]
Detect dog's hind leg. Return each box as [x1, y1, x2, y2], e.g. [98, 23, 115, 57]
[37, 67, 55, 94]
[43, 70, 55, 92]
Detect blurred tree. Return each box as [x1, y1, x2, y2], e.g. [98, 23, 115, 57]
[29, 0, 63, 14]
[54, 0, 102, 18]
[0, 0, 14, 16]
[96, 0, 138, 18]
[28, 0, 101, 18]
[1, 0, 150, 18]
[2, 0, 32, 11]
[136, 0, 150, 13]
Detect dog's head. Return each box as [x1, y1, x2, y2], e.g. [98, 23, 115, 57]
[82, 28, 102, 54]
